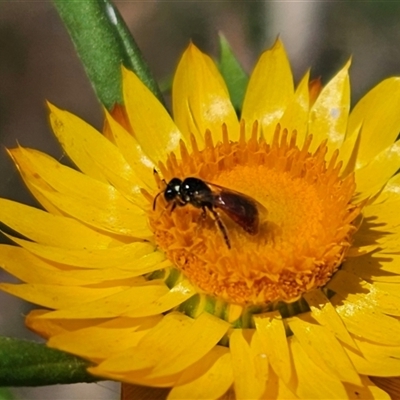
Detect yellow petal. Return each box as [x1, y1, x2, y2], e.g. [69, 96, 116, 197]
[345, 244, 380, 257]
[345, 336, 400, 376]
[105, 109, 155, 190]
[48, 315, 162, 361]
[45, 267, 147, 286]
[308, 59, 350, 155]
[172, 43, 239, 144]
[242, 39, 294, 142]
[10, 147, 151, 238]
[93, 312, 192, 372]
[96, 315, 228, 386]
[347, 77, 400, 167]
[345, 252, 400, 276]
[279, 70, 310, 145]
[288, 315, 361, 385]
[328, 271, 400, 343]
[1, 238, 167, 286]
[38, 282, 170, 319]
[288, 336, 348, 399]
[34, 183, 150, 238]
[26, 309, 107, 338]
[351, 223, 398, 252]
[8, 150, 65, 215]
[230, 329, 267, 399]
[343, 247, 400, 282]
[375, 281, 400, 303]
[0, 198, 115, 249]
[370, 236, 400, 255]
[263, 368, 298, 400]
[48, 103, 132, 182]
[149, 312, 230, 378]
[14, 179, 64, 215]
[0, 245, 135, 286]
[123, 280, 196, 318]
[0, 283, 127, 309]
[378, 173, 400, 203]
[362, 195, 400, 231]
[168, 346, 233, 400]
[7, 236, 158, 269]
[331, 269, 400, 317]
[0, 246, 66, 285]
[51, 267, 163, 286]
[253, 311, 291, 384]
[82, 145, 149, 209]
[354, 140, 400, 201]
[344, 376, 391, 400]
[303, 289, 357, 349]
[250, 331, 270, 391]
[88, 367, 179, 388]
[338, 123, 361, 176]
[122, 67, 183, 163]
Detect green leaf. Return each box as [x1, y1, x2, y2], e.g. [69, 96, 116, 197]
[218, 34, 248, 113]
[0, 337, 98, 386]
[0, 388, 14, 400]
[53, 0, 164, 110]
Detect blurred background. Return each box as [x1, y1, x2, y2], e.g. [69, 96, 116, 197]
[1, 1, 400, 398]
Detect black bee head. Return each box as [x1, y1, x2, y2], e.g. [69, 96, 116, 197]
[164, 178, 183, 203]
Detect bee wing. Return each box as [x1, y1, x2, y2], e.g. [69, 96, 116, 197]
[206, 181, 268, 213]
[208, 184, 267, 235]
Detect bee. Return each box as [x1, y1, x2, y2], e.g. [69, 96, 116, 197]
[153, 176, 267, 249]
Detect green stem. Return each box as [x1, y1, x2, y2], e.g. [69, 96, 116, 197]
[53, 0, 164, 110]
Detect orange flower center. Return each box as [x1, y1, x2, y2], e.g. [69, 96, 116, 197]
[145, 122, 361, 306]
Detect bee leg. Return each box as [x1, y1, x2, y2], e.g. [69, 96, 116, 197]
[196, 207, 207, 238]
[170, 202, 177, 213]
[208, 207, 231, 249]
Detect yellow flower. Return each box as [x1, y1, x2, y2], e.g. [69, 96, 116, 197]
[1, 39, 400, 399]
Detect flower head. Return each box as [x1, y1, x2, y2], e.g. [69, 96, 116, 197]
[2, 39, 400, 398]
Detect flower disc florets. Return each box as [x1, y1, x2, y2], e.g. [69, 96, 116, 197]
[148, 122, 361, 306]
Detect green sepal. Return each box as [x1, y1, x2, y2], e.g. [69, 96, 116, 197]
[218, 34, 248, 113]
[0, 337, 98, 387]
[177, 294, 201, 318]
[53, 0, 164, 110]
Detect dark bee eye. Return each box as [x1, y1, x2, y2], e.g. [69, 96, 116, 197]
[164, 187, 176, 201]
[164, 178, 182, 202]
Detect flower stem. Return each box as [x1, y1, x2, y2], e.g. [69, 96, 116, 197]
[53, 0, 165, 110]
